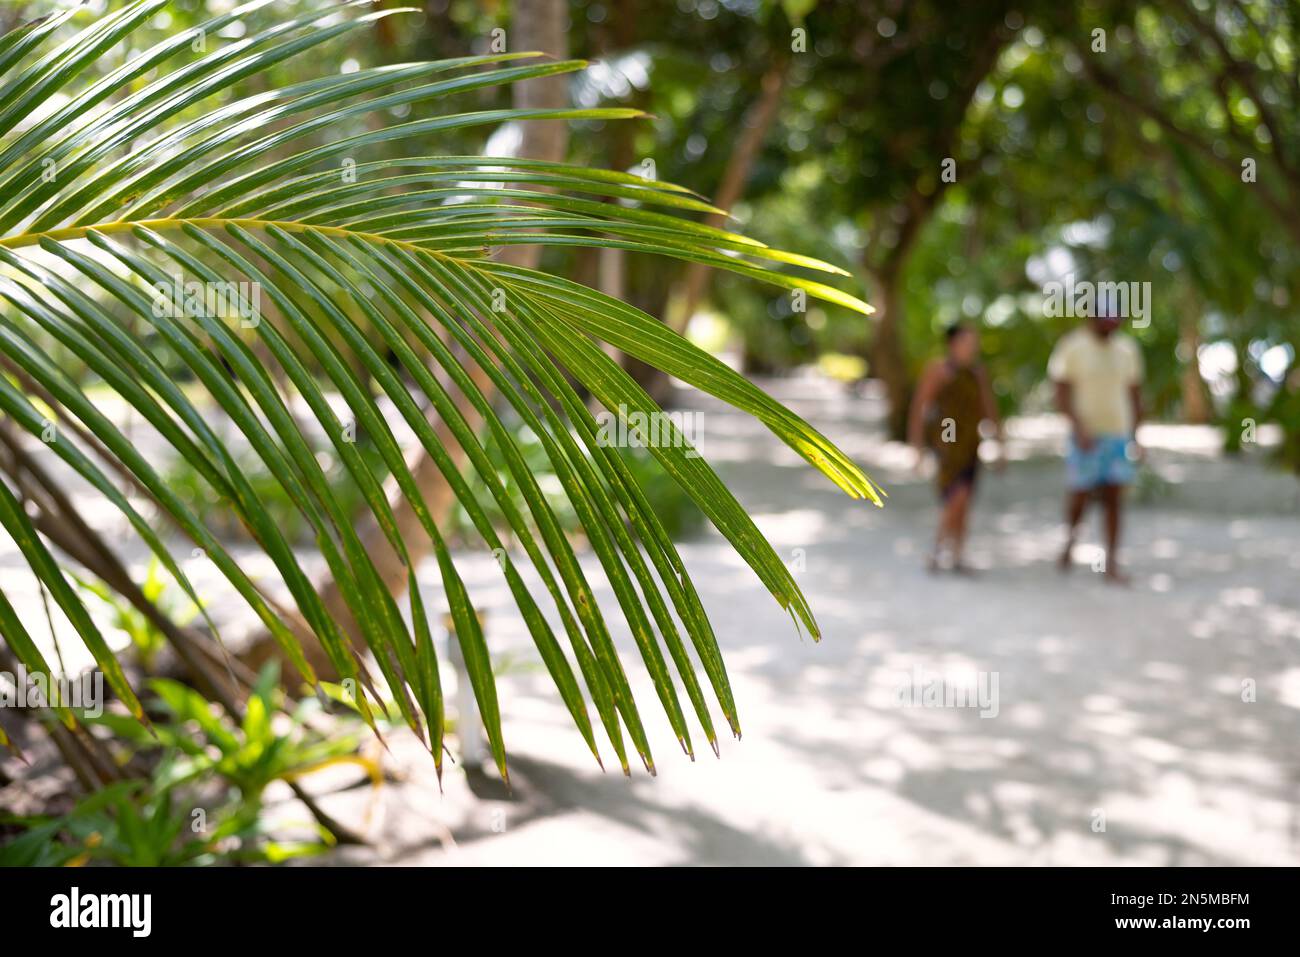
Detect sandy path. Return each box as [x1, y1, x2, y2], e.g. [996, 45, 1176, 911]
[3, 373, 1296, 864]
[297, 375, 1299, 866]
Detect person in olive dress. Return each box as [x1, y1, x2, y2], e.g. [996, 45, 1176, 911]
[907, 323, 1005, 573]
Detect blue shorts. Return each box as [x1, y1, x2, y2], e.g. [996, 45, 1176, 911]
[1067, 434, 1136, 490]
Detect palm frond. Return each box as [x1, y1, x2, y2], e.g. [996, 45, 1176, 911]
[0, 0, 881, 777]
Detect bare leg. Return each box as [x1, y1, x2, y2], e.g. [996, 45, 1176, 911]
[947, 482, 974, 571]
[1100, 483, 1129, 584]
[929, 494, 954, 571]
[1059, 489, 1090, 570]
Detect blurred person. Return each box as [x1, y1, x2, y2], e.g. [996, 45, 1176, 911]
[1049, 307, 1144, 584]
[909, 323, 1005, 573]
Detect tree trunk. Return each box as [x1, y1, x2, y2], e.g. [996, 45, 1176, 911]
[594, 0, 636, 308]
[1179, 312, 1212, 424]
[625, 59, 785, 406]
[669, 61, 787, 335]
[867, 265, 911, 441]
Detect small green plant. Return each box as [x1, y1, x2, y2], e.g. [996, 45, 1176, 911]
[96, 666, 365, 807]
[72, 559, 200, 669]
[2, 666, 364, 866]
[1, 778, 200, 867]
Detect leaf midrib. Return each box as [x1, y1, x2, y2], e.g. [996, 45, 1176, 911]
[0, 217, 463, 259]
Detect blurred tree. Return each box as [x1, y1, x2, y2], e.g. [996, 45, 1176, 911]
[1073, 0, 1300, 245]
[1064, 0, 1299, 457]
[669, 34, 791, 334]
[795, 0, 1024, 438]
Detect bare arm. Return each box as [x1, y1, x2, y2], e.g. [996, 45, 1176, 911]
[976, 365, 1006, 467]
[976, 365, 1004, 443]
[908, 361, 944, 452]
[1055, 380, 1094, 450]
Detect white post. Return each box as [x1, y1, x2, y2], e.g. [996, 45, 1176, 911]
[446, 626, 486, 768]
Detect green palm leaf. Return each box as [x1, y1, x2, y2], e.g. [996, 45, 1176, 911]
[0, 0, 881, 778]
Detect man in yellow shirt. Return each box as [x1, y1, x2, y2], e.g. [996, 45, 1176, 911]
[1048, 310, 1144, 584]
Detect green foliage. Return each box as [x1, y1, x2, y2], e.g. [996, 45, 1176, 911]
[95, 666, 361, 803]
[1, 778, 212, 867]
[568, 0, 1298, 459]
[0, 0, 879, 781]
[450, 414, 704, 545]
[1, 665, 354, 865]
[163, 439, 390, 546]
[711, 169, 869, 372]
[72, 559, 199, 668]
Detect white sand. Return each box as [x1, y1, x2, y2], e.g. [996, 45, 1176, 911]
[312, 375, 1300, 866]
[4, 374, 1297, 865]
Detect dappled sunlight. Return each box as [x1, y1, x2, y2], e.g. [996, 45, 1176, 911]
[0, 0, 1296, 887]
[286, 378, 1300, 865]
